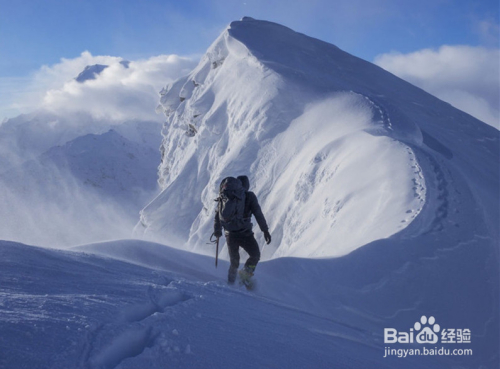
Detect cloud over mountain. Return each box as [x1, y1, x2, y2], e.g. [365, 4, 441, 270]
[43, 52, 197, 121]
[8, 51, 197, 122]
[0, 51, 196, 247]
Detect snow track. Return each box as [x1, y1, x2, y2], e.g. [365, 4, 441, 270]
[83, 282, 192, 369]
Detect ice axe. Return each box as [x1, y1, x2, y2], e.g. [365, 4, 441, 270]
[209, 233, 220, 268]
[215, 236, 219, 268]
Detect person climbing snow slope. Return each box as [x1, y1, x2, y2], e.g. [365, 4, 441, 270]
[213, 175, 271, 286]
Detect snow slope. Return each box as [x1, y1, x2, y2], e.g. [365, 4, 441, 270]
[0, 240, 447, 369]
[139, 17, 497, 261]
[1, 237, 496, 368]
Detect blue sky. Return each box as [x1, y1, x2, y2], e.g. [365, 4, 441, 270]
[0, 0, 498, 126]
[1, 0, 497, 76]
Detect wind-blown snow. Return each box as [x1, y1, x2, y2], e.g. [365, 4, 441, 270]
[0, 58, 173, 246]
[262, 93, 425, 257]
[0, 17, 498, 369]
[139, 17, 496, 260]
[0, 127, 161, 247]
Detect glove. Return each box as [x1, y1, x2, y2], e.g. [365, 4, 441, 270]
[264, 231, 271, 244]
[213, 230, 222, 238]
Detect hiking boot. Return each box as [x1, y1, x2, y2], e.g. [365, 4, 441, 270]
[238, 267, 254, 281]
[238, 266, 256, 290]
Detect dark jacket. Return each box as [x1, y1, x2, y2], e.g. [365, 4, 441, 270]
[214, 175, 269, 236]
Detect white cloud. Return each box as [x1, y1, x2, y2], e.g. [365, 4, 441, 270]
[3, 51, 197, 122]
[374, 45, 500, 129]
[42, 52, 197, 121]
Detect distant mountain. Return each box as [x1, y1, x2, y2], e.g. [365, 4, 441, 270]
[75, 64, 109, 82]
[38, 129, 159, 206]
[0, 110, 161, 174]
[75, 61, 130, 83]
[0, 127, 159, 207]
[0, 128, 160, 247]
[0, 55, 164, 247]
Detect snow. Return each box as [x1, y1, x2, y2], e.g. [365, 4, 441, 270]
[0, 67, 165, 247]
[0, 240, 444, 369]
[0, 120, 163, 247]
[0, 17, 498, 369]
[262, 93, 426, 257]
[140, 17, 497, 260]
[1, 233, 496, 368]
[0, 110, 162, 171]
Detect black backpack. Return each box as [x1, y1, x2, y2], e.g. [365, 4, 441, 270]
[217, 177, 246, 232]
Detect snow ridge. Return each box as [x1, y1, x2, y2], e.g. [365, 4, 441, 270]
[139, 18, 435, 257]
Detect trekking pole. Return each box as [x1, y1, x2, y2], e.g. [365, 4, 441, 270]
[215, 237, 219, 268]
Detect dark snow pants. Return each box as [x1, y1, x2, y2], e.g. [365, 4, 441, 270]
[226, 232, 261, 283]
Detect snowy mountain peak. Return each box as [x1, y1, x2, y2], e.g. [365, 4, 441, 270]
[75, 64, 109, 82]
[141, 18, 498, 261]
[75, 60, 131, 83]
[120, 60, 131, 68]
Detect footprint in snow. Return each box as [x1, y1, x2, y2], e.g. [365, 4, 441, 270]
[119, 285, 191, 323]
